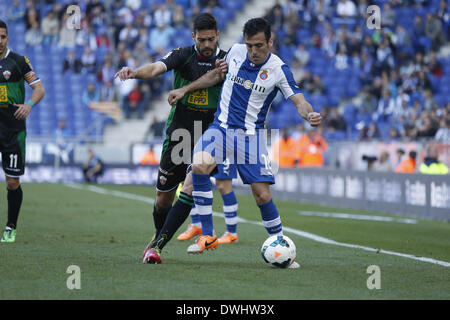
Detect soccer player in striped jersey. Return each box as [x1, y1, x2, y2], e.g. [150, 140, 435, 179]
[168, 18, 321, 261]
[0, 20, 45, 242]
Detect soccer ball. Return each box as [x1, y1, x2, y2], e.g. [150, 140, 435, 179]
[261, 235, 296, 268]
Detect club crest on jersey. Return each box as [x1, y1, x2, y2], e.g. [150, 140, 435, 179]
[159, 175, 167, 185]
[259, 69, 269, 80]
[2, 70, 11, 80]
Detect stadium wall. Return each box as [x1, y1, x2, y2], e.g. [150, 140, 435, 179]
[3, 165, 448, 222]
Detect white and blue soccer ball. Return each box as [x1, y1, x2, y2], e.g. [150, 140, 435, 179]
[261, 235, 296, 268]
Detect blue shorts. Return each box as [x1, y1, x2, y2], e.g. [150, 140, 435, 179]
[194, 123, 275, 185]
[214, 158, 237, 180]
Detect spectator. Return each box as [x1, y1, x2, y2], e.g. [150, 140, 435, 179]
[58, 13, 77, 48]
[425, 51, 443, 78]
[393, 24, 412, 48]
[374, 151, 392, 172]
[293, 44, 310, 67]
[335, 48, 349, 70]
[76, 25, 98, 51]
[296, 128, 328, 167]
[434, 118, 450, 142]
[100, 80, 117, 102]
[376, 39, 395, 73]
[25, 21, 43, 46]
[324, 107, 347, 131]
[24, 0, 40, 31]
[360, 88, 378, 114]
[41, 10, 59, 46]
[8, 0, 25, 23]
[81, 47, 97, 74]
[336, 0, 357, 18]
[132, 42, 150, 68]
[146, 116, 166, 140]
[140, 145, 159, 165]
[97, 57, 115, 84]
[172, 5, 187, 29]
[271, 129, 298, 168]
[395, 150, 417, 173]
[82, 82, 100, 108]
[359, 122, 380, 141]
[83, 149, 104, 183]
[417, 111, 439, 138]
[54, 119, 71, 148]
[381, 3, 396, 29]
[425, 13, 446, 51]
[63, 50, 82, 74]
[376, 89, 396, 121]
[153, 4, 172, 28]
[419, 145, 449, 175]
[423, 89, 437, 110]
[96, 31, 111, 49]
[119, 24, 139, 50]
[149, 23, 174, 56]
[124, 82, 144, 119]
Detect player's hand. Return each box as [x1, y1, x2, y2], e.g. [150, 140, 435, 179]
[13, 104, 32, 120]
[307, 112, 322, 127]
[215, 59, 228, 80]
[114, 67, 137, 81]
[167, 87, 187, 105]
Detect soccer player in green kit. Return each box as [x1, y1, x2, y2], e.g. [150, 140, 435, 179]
[0, 20, 45, 242]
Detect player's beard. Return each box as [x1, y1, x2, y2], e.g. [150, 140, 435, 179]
[199, 45, 216, 58]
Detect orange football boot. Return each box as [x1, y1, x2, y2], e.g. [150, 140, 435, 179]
[218, 231, 239, 244]
[177, 224, 202, 241]
[187, 234, 218, 254]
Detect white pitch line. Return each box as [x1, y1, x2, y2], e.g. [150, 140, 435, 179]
[298, 211, 418, 224]
[64, 183, 450, 268]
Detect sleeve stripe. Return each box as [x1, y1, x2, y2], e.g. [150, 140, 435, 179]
[281, 64, 301, 94]
[28, 78, 41, 86]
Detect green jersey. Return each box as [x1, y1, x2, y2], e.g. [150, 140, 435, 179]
[160, 45, 226, 111]
[0, 48, 40, 132]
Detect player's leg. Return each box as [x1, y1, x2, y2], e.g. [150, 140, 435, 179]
[251, 182, 283, 237]
[216, 177, 239, 244]
[1, 133, 26, 243]
[176, 172, 202, 240]
[143, 172, 196, 263]
[187, 150, 219, 254]
[1, 176, 22, 243]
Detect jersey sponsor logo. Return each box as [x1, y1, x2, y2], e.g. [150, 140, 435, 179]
[0, 85, 7, 102]
[226, 73, 267, 93]
[187, 89, 208, 106]
[2, 70, 11, 80]
[259, 69, 269, 80]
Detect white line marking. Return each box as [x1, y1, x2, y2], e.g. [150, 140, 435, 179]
[298, 211, 418, 224]
[64, 183, 450, 268]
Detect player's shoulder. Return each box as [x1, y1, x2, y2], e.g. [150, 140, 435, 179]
[228, 43, 247, 56]
[6, 50, 26, 63]
[163, 45, 194, 59]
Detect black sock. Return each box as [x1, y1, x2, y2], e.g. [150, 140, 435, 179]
[151, 192, 194, 251]
[7, 185, 23, 229]
[152, 203, 171, 238]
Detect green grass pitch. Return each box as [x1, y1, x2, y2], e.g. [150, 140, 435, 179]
[0, 183, 449, 299]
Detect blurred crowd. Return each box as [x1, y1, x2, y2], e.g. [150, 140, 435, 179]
[6, 0, 224, 121]
[264, 0, 449, 143]
[3, 0, 450, 145]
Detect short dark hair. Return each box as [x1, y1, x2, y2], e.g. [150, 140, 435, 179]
[0, 19, 7, 35]
[193, 13, 218, 32]
[243, 18, 271, 41]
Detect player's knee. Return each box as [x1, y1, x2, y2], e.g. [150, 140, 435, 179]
[217, 180, 232, 195]
[6, 178, 20, 191]
[181, 182, 193, 196]
[155, 191, 174, 209]
[253, 190, 271, 205]
[192, 163, 209, 175]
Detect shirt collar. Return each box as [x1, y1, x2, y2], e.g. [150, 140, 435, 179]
[1, 48, 10, 60]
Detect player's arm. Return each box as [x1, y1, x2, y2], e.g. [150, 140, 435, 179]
[167, 59, 227, 105]
[115, 61, 167, 81]
[289, 93, 322, 127]
[14, 75, 45, 120]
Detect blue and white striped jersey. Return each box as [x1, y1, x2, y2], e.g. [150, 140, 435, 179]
[214, 44, 301, 135]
